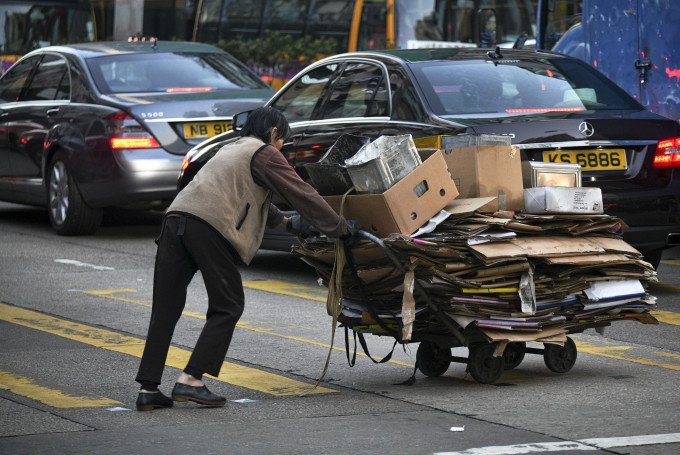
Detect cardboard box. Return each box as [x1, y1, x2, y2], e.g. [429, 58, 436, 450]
[323, 151, 459, 238]
[423, 141, 524, 212]
[524, 186, 603, 214]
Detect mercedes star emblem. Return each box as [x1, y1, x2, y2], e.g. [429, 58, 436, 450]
[579, 121, 594, 137]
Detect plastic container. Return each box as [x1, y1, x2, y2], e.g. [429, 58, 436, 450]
[345, 134, 422, 194]
[306, 134, 369, 196]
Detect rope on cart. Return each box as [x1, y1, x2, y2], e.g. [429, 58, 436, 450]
[301, 190, 351, 395]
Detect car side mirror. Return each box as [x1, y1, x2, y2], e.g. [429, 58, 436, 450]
[232, 111, 250, 132]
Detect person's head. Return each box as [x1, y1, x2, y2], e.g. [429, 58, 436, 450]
[239, 107, 291, 149]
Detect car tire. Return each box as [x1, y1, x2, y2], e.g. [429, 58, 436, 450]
[46, 152, 103, 235]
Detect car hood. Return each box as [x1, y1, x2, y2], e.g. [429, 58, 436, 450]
[441, 109, 680, 145]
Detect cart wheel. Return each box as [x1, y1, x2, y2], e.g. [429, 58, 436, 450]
[543, 337, 577, 373]
[467, 343, 504, 384]
[416, 342, 451, 377]
[503, 342, 526, 370]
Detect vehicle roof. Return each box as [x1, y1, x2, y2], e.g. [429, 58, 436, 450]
[325, 47, 560, 63]
[29, 41, 223, 58]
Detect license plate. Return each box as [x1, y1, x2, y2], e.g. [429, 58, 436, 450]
[183, 121, 231, 139]
[542, 149, 627, 170]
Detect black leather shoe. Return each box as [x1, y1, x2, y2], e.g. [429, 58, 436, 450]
[172, 382, 226, 406]
[136, 391, 173, 411]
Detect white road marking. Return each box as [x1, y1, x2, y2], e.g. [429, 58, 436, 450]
[434, 432, 680, 455]
[54, 259, 114, 271]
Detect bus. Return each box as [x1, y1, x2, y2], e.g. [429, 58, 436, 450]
[191, 0, 537, 53]
[0, 0, 101, 73]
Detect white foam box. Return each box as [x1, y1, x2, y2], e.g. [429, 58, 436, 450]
[524, 186, 603, 214]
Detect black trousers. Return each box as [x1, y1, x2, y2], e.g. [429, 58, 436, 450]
[136, 215, 245, 385]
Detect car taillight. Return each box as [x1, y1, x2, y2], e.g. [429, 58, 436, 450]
[107, 111, 160, 149]
[653, 137, 680, 168]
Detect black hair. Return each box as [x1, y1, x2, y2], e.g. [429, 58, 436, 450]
[239, 107, 291, 144]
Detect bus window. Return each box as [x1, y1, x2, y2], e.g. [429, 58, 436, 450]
[221, 0, 266, 40]
[357, 1, 388, 50]
[1, 0, 95, 75]
[0, 1, 93, 56]
[541, 0, 583, 50]
[306, 0, 355, 52]
[263, 0, 309, 38]
[395, 0, 535, 49]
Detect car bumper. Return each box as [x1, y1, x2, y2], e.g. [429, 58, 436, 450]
[77, 150, 183, 209]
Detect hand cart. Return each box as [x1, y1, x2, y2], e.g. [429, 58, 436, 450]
[340, 230, 584, 385]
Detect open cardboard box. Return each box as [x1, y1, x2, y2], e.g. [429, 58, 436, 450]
[323, 150, 459, 238]
[420, 143, 524, 212]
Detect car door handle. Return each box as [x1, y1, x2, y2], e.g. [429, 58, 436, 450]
[46, 107, 60, 117]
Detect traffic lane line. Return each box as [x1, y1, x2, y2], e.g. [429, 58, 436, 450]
[433, 432, 680, 454]
[84, 288, 415, 368]
[83, 287, 680, 373]
[0, 368, 121, 408]
[0, 302, 335, 396]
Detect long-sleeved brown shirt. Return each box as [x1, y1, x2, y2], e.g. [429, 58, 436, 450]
[251, 144, 348, 238]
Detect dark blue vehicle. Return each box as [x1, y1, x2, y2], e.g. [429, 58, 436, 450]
[537, 0, 680, 121]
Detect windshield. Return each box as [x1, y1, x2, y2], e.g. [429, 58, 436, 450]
[410, 57, 641, 117]
[87, 52, 268, 94]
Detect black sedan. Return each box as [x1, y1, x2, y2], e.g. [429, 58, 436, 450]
[0, 40, 275, 234]
[179, 48, 680, 268]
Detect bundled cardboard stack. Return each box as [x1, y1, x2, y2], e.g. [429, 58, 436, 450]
[294, 199, 658, 345]
[298, 134, 658, 347]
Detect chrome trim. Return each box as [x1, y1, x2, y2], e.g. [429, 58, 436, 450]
[516, 139, 656, 149]
[288, 118, 436, 130]
[144, 116, 233, 123]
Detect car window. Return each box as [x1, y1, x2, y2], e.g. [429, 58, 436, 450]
[411, 57, 640, 117]
[0, 56, 40, 103]
[86, 52, 268, 94]
[322, 62, 388, 119]
[270, 64, 338, 122]
[389, 70, 428, 122]
[23, 54, 69, 101]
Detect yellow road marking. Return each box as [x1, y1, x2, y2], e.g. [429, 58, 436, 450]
[648, 281, 680, 293]
[0, 369, 121, 408]
[84, 286, 680, 373]
[651, 310, 680, 326]
[243, 280, 327, 302]
[661, 259, 680, 266]
[572, 336, 680, 371]
[0, 302, 334, 396]
[85, 289, 415, 368]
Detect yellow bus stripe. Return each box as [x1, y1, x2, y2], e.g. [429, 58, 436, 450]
[0, 369, 121, 408]
[0, 302, 335, 396]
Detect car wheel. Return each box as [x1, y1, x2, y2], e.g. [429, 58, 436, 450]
[47, 152, 103, 235]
